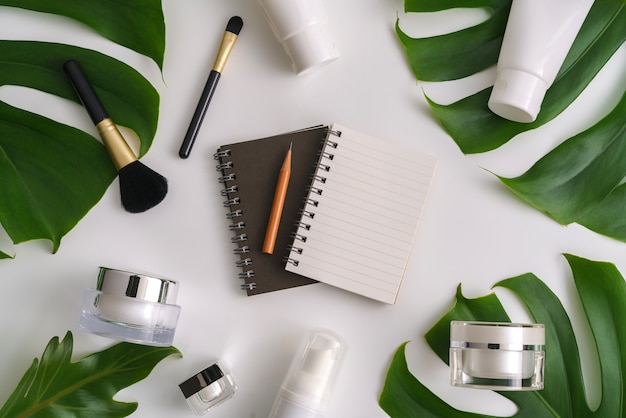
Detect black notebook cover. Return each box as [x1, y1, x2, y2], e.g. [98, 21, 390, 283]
[214, 126, 327, 295]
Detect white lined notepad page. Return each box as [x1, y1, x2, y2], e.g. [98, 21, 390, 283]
[285, 123, 437, 304]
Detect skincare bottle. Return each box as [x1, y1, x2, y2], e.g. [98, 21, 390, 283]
[80, 267, 181, 347]
[179, 362, 237, 415]
[268, 330, 346, 418]
[450, 321, 545, 390]
[488, 0, 594, 122]
[257, 0, 339, 75]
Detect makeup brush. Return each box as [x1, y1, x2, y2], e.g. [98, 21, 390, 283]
[63, 59, 168, 213]
[179, 16, 243, 159]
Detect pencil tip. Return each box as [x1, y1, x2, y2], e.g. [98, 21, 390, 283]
[289, 142, 293, 150]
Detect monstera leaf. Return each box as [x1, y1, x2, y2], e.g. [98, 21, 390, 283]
[0, 1, 163, 255]
[0, 0, 166, 70]
[396, 1, 626, 241]
[0, 332, 180, 417]
[379, 254, 626, 417]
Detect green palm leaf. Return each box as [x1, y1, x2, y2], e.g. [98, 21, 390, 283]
[498, 92, 626, 229]
[380, 254, 626, 417]
[0, 332, 180, 418]
[396, 0, 626, 241]
[0, 0, 165, 70]
[0, 1, 162, 255]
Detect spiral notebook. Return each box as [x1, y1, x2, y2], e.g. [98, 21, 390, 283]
[214, 126, 328, 296]
[284, 124, 437, 304]
[215, 124, 437, 302]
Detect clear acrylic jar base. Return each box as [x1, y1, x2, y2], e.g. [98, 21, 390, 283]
[450, 347, 544, 391]
[80, 311, 176, 347]
[451, 373, 543, 391]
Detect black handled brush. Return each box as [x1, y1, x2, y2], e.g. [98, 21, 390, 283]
[63, 59, 168, 213]
[178, 16, 243, 159]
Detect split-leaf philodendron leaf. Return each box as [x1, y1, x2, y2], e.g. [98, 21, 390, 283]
[0, 332, 181, 418]
[0, 0, 166, 70]
[0, 1, 163, 255]
[379, 254, 626, 417]
[396, 1, 626, 242]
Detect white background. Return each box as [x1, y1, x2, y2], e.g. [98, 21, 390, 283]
[0, 1, 624, 417]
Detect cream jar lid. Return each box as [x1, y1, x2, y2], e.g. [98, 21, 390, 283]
[96, 267, 178, 304]
[179, 363, 225, 398]
[450, 321, 545, 345]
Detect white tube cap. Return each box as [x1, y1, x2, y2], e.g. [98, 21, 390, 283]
[488, 69, 548, 123]
[282, 23, 340, 76]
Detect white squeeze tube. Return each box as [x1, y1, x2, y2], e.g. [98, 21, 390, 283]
[487, 0, 595, 123]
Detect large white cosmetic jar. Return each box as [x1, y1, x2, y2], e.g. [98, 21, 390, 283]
[80, 267, 181, 346]
[450, 321, 545, 390]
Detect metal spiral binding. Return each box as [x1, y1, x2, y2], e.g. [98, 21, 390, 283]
[295, 221, 311, 231]
[290, 232, 307, 243]
[214, 147, 256, 291]
[218, 173, 236, 183]
[220, 185, 238, 196]
[287, 244, 304, 254]
[321, 150, 334, 160]
[308, 186, 323, 195]
[229, 221, 245, 230]
[287, 127, 341, 269]
[313, 174, 327, 184]
[226, 209, 243, 219]
[299, 208, 315, 219]
[223, 197, 240, 206]
[318, 162, 331, 172]
[214, 149, 231, 158]
[234, 246, 250, 254]
[284, 256, 299, 267]
[216, 161, 233, 170]
[239, 270, 255, 279]
[231, 233, 247, 243]
[236, 258, 253, 267]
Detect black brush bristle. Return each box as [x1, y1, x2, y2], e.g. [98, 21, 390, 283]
[226, 16, 243, 35]
[118, 160, 168, 213]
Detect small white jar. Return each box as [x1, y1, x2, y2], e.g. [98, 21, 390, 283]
[179, 362, 237, 415]
[450, 321, 545, 390]
[80, 267, 181, 346]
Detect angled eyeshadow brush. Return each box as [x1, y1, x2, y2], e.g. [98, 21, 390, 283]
[178, 16, 243, 159]
[63, 59, 168, 213]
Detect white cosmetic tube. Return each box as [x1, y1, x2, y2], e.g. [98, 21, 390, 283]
[257, 0, 339, 75]
[488, 0, 594, 123]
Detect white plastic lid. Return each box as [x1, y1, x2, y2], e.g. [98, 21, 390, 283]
[488, 69, 548, 123]
[450, 321, 545, 345]
[281, 23, 340, 76]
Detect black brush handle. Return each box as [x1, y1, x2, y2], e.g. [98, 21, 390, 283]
[179, 70, 220, 159]
[63, 59, 109, 125]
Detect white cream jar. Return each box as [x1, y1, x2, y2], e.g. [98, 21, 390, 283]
[450, 321, 545, 390]
[80, 267, 181, 346]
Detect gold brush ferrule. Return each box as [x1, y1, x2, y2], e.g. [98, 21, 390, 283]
[96, 118, 137, 171]
[212, 31, 239, 73]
